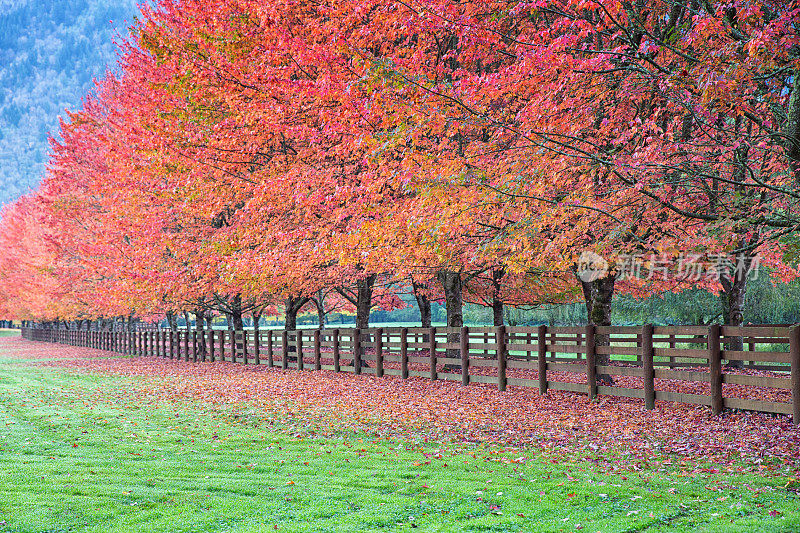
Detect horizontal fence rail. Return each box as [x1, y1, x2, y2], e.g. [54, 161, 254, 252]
[20, 324, 800, 424]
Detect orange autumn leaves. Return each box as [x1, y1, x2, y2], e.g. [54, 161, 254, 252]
[0, 0, 799, 323]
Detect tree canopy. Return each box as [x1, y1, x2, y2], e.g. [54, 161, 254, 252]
[1, 0, 799, 332]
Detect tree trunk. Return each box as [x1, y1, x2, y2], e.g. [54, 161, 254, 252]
[231, 312, 244, 330]
[229, 294, 244, 330]
[285, 296, 309, 362]
[719, 253, 750, 369]
[194, 308, 207, 361]
[438, 270, 463, 329]
[166, 311, 178, 332]
[412, 280, 432, 328]
[412, 280, 432, 342]
[437, 270, 463, 364]
[182, 311, 191, 331]
[491, 267, 505, 327]
[355, 274, 376, 329]
[314, 289, 327, 329]
[253, 311, 262, 336]
[580, 274, 615, 385]
[284, 298, 300, 331]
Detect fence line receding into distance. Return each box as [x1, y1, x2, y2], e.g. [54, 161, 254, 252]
[21, 324, 800, 424]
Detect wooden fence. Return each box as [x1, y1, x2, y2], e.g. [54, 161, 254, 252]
[20, 324, 800, 423]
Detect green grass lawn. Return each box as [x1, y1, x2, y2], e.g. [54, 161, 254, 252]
[0, 329, 19, 337]
[0, 348, 799, 532]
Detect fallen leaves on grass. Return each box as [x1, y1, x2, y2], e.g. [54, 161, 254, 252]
[5, 337, 800, 475]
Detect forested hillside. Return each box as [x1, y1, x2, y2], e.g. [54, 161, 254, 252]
[0, 0, 138, 206]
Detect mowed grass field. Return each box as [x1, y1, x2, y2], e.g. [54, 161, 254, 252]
[0, 339, 799, 532]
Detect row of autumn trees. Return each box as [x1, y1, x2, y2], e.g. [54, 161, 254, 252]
[1, 0, 800, 339]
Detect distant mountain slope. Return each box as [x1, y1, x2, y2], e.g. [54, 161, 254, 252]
[0, 0, 139, 207]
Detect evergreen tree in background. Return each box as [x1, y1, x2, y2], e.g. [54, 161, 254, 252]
[0, 0, 138, 206]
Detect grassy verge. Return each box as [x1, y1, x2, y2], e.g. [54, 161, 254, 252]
[0, 349, 798, 532]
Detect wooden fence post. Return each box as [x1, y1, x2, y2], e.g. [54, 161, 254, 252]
[375, 328, 384, 378]
[527, 331, 533, 360]
[192, 331, 198, 362]
[636, 332, 643, 366]
[254, 330, 260, 365]
[353, 329, 362, 374]
[642, 324, 655, 410]
[460, 326, 470, 386]
[242, 330, 249, 365]
[429, 327, 437, 380]
[267, 331, 274, 367]
[183, 331, 189, 362]
[400, 328, 408, 379]
[297, 330, 304, 370]
[708, 324, 723, 416]
[668, 334, 676, 368]
[314, 329, 321, 371]
[586, 324, 597, 400]
[282, 331, 289, 370]
[209, 330, 215, 362]
[790, 325, 800, 426]
[496, 325, 507, 391]
[333, 329, 340, 372]
[538, 325, 548, 395]
[219, 330, 225, 362]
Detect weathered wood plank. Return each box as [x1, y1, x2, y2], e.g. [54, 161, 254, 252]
[655, 390, 712, 406]
[597, 386, 645, 399]
[724, 397, 792, 414]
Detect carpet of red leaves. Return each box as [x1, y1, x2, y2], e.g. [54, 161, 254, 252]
[5, 337, 800, 475]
